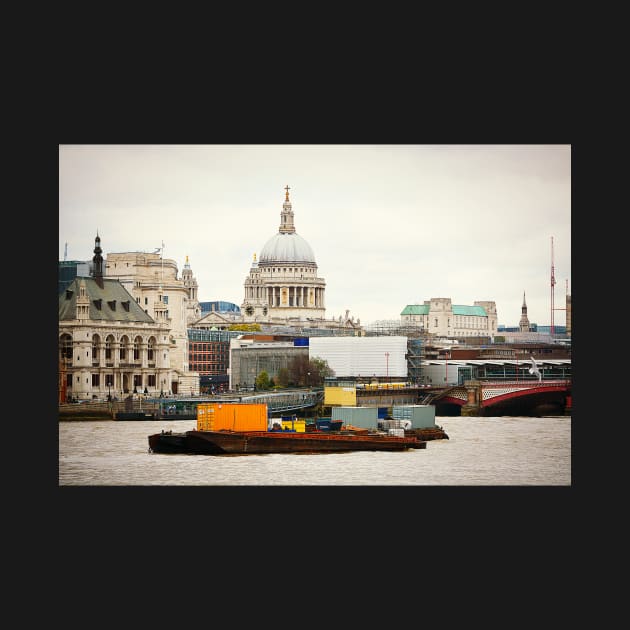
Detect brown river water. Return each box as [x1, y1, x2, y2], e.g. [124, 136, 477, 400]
[58, 415, 571, 486]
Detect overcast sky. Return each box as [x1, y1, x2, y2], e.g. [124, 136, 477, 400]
[59, 144, 571, 327]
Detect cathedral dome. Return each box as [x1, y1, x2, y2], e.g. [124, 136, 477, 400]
[259, 232, 316, 264]
[258, 186, 316, 265]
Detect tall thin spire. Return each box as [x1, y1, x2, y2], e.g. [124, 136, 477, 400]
[519, 291, 530, 332]
[92, 233, 104, 288]
[279, 185, 296, 234]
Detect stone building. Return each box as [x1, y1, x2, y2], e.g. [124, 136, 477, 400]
[400, 298, 498, 339]
[103, 245, 200, 395]
[228, 337, 309, 391]
[58, 235, 174, 401]
[241, 185, 325, 322]
[237, 186, 362, 334]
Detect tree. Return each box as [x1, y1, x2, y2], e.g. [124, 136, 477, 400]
[288, 355, 334, 386]
[288, 355, 310, 386]
[255, 370, 270, 390]
[276, 367, 290, 387]
[310, 357, 334, 384]
[228, 323, 262, 332]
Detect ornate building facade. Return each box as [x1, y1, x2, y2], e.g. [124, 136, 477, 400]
[400, 298, 498, 338]
[241, 186, 327, 323]
[103, 245, 200, 394]
[59, 235, 174, 401]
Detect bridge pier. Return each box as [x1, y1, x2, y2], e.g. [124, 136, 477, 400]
[460, 380, 483, 417]
[564, 394, 572, 416]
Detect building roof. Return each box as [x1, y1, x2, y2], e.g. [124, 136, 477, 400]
[59, 276, 155, 323]
[259, 232, 316, 265]
[401, 304, 488, 316]
[424, 359, 571, 366]
[452, 305, 487, 316]
[401, 305, 429, 315]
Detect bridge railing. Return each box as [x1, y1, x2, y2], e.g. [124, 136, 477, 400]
[476, 379, 571, 388]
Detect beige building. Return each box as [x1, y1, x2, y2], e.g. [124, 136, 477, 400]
[104, 245, 200, 395]
[401, 298, 498, 338]
[59, 235, 174, 401]
[237, 187, 363, 334]
[241, 186, 326, 323]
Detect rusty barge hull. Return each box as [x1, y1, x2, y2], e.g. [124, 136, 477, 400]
[405, 427, 449, 441]
[148, 430, 426, 455]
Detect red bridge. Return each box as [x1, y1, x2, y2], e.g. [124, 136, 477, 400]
[433, 379, 571, 416]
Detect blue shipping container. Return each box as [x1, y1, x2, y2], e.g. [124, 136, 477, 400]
[316, 419, 332, 430]
[293, 337, 309, 346]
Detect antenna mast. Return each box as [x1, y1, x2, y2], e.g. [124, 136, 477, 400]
[160, 241, 164, 290]
[550, 236, 568, 338]
[550, 236, 556, 336]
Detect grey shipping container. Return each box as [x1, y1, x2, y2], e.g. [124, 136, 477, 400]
[331, 406, 378, 429]
[392, 405, 436, 428]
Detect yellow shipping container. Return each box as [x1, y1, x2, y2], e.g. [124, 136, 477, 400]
[281, 419, 306, 432]
[196, 403, 268, 432]
[324, 386, 357, 406]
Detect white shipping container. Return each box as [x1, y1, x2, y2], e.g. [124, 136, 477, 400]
[387, 428, 405, 437]
[380, 418, 412, 430]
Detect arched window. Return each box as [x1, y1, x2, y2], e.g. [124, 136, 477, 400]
[59, 334, 73, 361]
[105, 335, 114, 360]
[133, 336, 142, 361]
[92, 334, 100, 362]
[119, 335, 129, 361]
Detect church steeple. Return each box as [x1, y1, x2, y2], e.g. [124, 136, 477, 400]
[279, 185, 296, 234]
[519, 291, 530, 332]
[92, 232, 104, 288]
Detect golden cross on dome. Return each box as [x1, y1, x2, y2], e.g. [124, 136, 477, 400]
[285, 184, 290, 201]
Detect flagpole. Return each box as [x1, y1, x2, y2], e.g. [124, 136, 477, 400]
[160, 241, 164, 290]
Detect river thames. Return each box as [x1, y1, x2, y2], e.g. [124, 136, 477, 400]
[58, 415, 571, 486]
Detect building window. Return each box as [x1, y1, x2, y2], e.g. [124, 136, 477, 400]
[60, 334, 73, 360]
[92, 374, 100, 387]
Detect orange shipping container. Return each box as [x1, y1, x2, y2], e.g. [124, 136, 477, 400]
[197, 403, 268, 432]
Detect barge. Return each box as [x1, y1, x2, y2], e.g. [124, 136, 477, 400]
[148, 429, 426, 455]
[148, 402, 427, 455]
